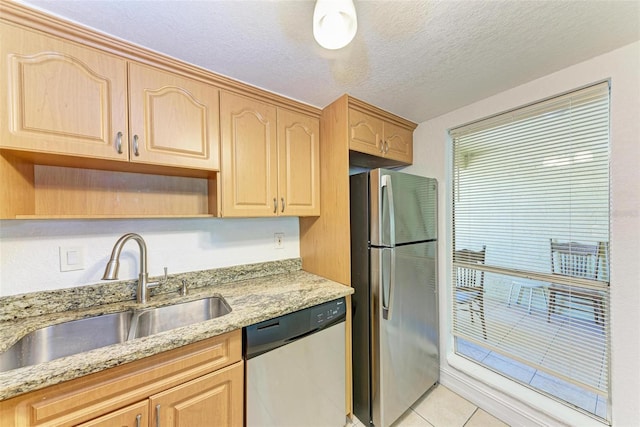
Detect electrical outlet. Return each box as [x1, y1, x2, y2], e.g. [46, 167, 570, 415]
[59, 246, 85, 272]
[274, 232, 285, 249]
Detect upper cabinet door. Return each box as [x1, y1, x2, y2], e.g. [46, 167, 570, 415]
[277, 108, 320, 216]
[220, 91, 278, 217]
[128, 62, 220, 170]
[0, 23, 128, 161]
[348, 108, 384, 157]
[383, 121, 413, 164]
[348, 105, 413, 165]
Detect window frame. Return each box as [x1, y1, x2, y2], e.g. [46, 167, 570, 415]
[447, 81, 611, 423]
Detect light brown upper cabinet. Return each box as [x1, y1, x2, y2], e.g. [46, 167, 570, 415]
[0, 22, 128, 161]
[349, 105, 413, 165]
[0, 2, 321, 219]
[128, 63, 219, 170]
[348, 108, 384, 156]
[277, 108, 320, 216]
[381, 120, 413, 164]
[219, 92, 278, 216]
[220, 91, 320, 217]
[0, 23, 220, 171]
[300, 95, 416, 286]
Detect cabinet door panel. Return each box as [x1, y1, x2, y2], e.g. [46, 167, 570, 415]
[0, 23, 127, 160]
[383, 121, 413, 164]
[277, 109, 320, 216]
[151, 362, 243, 427]
[76, 401, 148, 427]
[220, 92, 277, 217]
[128, 62, 220, 170]
[348, 109, 383, 156]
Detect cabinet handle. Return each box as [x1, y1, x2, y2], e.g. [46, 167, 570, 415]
[273, 198, 277, 214]
[155, 404, 161, 427]
[135, 414, 142, 427]
[384, 140, 390, 154]
[379, 139, 384, 153]
[115, 131, 123, 154]
[281, 197, 285, 213]
[133, 134, 140, 156]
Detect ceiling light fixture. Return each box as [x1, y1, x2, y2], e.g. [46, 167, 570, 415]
[313, 0, 358, 50]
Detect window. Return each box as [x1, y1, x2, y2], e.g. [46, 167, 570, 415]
[450, 82, 610, 421]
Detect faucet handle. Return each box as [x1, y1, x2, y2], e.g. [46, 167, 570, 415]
[145, 268, 166, 293]
[180, 280, 188, 296]
[146, 277, 160, 289]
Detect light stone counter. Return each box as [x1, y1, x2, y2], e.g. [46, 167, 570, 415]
[0, 258, 353, 401]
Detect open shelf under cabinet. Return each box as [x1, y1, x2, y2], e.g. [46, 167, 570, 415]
[0, 151, 219, 219]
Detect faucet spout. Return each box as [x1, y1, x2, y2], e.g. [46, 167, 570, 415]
[102, 233, 155, 304]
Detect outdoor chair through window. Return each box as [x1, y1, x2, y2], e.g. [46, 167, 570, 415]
[548, 239, 607, 325]
[454, 246, 487, 339]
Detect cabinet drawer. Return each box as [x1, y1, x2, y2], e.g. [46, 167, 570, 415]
[75, 400, 149, 427]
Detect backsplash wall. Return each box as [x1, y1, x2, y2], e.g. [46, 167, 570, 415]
[0, 217, 299, 296]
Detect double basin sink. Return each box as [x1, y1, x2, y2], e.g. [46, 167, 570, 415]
[0, 296, 231, 372]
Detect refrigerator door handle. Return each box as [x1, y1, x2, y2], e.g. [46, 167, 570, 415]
[381, 175, 396, 247]
[382, 247, 396, 321]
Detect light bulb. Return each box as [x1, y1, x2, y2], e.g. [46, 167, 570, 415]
[313, 0, 358, 50]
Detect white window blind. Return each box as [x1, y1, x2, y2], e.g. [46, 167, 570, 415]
[450, 82, 610, 420]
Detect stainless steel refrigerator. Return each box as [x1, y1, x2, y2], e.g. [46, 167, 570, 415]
[350, 168, 439, 427]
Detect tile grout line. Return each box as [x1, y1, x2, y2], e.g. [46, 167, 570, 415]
[462, 407, 480, 427]
[410, 407, 435, 427]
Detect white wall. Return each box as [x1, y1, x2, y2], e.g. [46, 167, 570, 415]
[404, 41, 640, 426]
[0, 217, 300, 296]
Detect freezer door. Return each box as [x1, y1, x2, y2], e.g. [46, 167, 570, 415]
[370, 169, 437, 247]
[371, 242, 439, 427]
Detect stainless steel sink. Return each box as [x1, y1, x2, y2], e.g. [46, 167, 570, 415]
[0, 296, 231, 372]
[0, 311, 132, 372]
[130, 296, 232, 339]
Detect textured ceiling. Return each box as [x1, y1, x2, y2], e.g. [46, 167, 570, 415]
[20, 0, 640, 124]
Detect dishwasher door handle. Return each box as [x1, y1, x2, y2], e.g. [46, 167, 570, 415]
[284, 327, 320, 344]
[256, 320, 280, 330]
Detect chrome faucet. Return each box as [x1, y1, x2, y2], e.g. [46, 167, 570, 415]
[102, 233, 158, 304]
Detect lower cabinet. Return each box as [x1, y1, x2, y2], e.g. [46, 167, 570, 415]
[151, 363, 243, 427]
[77, 363, 243, 427]
[0, 330, 243, 427]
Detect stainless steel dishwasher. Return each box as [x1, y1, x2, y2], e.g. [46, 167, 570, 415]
[245, 297, 347, 427]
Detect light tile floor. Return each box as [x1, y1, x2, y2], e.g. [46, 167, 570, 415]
[351, 385, 509, 427]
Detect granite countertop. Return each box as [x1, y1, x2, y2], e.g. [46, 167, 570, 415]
[0, 258, 353, 401]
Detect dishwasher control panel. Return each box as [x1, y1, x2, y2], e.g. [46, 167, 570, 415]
[244, 297, 346, 359]
[309, 298, 346, 328]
